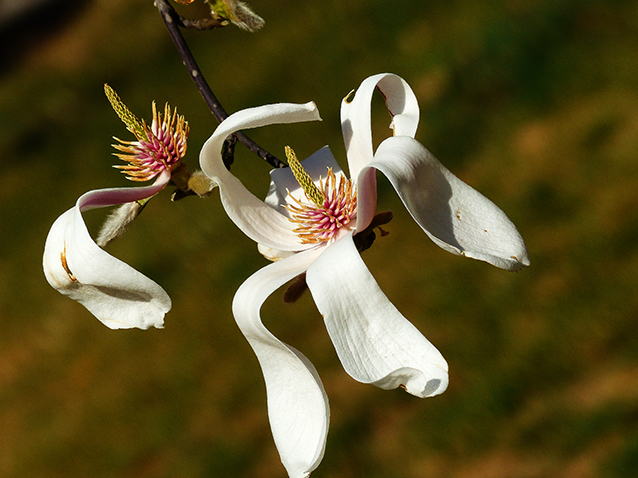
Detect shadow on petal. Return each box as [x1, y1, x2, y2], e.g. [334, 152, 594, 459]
[371, 136, 529, 271]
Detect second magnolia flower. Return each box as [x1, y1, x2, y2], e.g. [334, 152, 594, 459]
[42, 85, 191, 329]
[198, 73, 529, 478]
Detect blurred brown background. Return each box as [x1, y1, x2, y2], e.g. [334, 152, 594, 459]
[1, 0, 637, 477]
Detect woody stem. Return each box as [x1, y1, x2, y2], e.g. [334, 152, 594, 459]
[153, 0, 286, 169]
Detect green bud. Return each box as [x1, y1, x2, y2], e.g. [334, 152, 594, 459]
[207, 0, 264, 32]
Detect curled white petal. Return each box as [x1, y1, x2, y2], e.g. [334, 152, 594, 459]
[370, 136, 530, 271]
[199, 102, 322, 252]
[43, 172, 172, 329]
[232, 248, 329, 478]
[341, 73, 420, 180]
[306, 233, 448, 398]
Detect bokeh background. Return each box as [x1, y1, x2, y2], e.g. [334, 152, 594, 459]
[1, 0, 637, 477]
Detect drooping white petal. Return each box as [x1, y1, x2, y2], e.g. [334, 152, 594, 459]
[306, 233, 448, 398]
[341, 73, 420, 180]
[370, 136, 530, 271]
[199, 102, 322, 252]
[43, 172, 172, 329]
[232, 248, 329, 478]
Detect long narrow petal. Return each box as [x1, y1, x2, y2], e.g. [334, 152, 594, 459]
[370, 136, 530, 271]
[341, 73, 420, 180]
[43, 172, 172, 329]
[199, 102, 322, 252]
[306, 233, 448, 398]
[232, 248, 329, 478]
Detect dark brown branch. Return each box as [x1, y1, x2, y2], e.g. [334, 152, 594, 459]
[154, 0, 286, 168]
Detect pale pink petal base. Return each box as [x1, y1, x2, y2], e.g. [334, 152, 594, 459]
[43, 172, 171, 329]
[232, 248, 329, 478]
[306, 233, 449, 398]
[340, 73, 421, 232]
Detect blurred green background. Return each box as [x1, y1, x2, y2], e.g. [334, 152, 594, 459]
[1, 0, 637, 477]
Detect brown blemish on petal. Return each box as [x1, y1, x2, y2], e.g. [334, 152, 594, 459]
[343, 89, 355, 104]
[61, 247, 77, 282]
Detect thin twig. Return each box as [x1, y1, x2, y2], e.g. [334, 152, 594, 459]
[154, 0, 286, 168]
[175, 15, 228, 30]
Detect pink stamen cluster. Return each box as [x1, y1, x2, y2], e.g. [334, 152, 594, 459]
[286, 169, 357, 244]
[112, 103, 189, 182]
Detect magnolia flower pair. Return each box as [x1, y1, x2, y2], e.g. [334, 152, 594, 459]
[44, 74, 528, 478]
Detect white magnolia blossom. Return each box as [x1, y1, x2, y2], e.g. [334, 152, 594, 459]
[42, 90, 191, 329]
[43, 172, 172, 329]
[199, 73, 529, 478]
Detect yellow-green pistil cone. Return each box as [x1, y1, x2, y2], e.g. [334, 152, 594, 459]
[104, 84, 148, 141]
[285, 146, 325, 207]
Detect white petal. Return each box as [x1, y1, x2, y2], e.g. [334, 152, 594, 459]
[306, 234, 448, 398]
[370, 136, 530, 271]
[199, 102, 322, 252]
[341, 73, 420, 180]
[232, 248, 329, 478]
[43, 173, 172, 329]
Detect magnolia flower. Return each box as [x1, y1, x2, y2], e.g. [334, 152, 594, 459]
[43, 86, 190, 329]
[199, 73, 529, 478]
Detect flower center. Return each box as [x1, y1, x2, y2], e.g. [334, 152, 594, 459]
[284, 146, 357, 245]
[105, 84, 189, 182]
